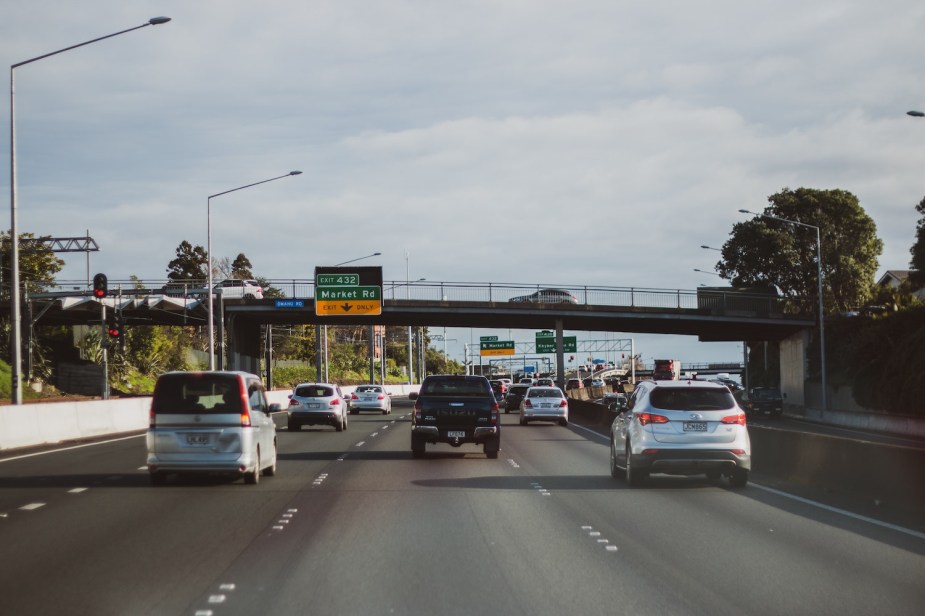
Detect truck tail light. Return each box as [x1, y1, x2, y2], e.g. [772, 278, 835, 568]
[721, 414, 747, 425]
[637, 412, 669, 426]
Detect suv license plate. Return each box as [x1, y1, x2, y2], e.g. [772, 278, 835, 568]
[683, 422, 707, 432]
[447, 431, 466, 438]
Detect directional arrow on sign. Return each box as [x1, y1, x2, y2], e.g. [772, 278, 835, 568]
[341, 303, 353, 312]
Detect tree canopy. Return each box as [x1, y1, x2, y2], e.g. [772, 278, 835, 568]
[166, 241, 208, 282]
[909, 196, 925, 288]
[717, 188, 883, 315]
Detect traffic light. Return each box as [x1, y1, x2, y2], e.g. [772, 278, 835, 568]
[93, 273, 108, 298]
[108, 313, 124, 340]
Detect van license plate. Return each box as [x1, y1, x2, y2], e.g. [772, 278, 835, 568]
[683, 422, 707, 432]
[186, 434, 210, 445]
[447, 431, 466, 438]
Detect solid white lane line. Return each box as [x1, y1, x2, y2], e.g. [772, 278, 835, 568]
[0, 434, 144, 463]
[68, 488, 88, 494]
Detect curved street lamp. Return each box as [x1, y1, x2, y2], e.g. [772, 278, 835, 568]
[9, 17, 171, 404]
[739, 208, 827, 411]
[693, 268, 722, 276]
[907, 110, 924, 117]
[207, 171, 301, 370]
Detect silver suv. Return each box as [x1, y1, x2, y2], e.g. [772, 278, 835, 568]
[287, 383, 349, 431]
[609, 379, 751, 487]
[146, 371, 279, 485]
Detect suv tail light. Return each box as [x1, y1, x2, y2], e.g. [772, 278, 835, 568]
[637, 412, 669, 426]
[721, 413, 747, 425]
[288, 398, 299, 406]
[330, 399, 341, 407]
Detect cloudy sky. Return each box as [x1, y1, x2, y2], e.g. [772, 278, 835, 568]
[3, 1, 923, 367]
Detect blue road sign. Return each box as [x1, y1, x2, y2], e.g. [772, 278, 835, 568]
[275, 299, 305, 309]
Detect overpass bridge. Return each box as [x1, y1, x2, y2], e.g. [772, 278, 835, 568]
[24, 279, 814, 377]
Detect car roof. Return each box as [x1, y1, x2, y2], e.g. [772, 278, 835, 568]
[641, 379, 729, 390]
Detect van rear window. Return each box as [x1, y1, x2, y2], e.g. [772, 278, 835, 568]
[152, 373, 243, 414]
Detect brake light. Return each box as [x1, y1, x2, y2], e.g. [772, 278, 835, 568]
[559, 399, 568, 408]
[490, 401, 499, 425]
[237, 381, 251, 427]
[413, 398, 423, 423]
[377, 394, 385, 400]
[637, 412, 669, 426]
[149, 405, 156, 428]
[240, 411, 252, 427]
[722, 414, 747, 425]
[524, 399, 533, 408]
[351, 394, 359, 400]
[289, 398, 299, 406]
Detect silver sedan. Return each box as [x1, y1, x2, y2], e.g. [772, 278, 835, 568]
[349, 384, 392, 414]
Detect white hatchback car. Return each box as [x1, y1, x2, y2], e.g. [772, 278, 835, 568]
[287, 383, 349, 431]
[349, 384, 392, 414]
[146, 371, 279, 485]
[610, 379, 751, 487]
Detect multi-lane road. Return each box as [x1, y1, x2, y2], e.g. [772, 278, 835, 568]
[1, 398, 923, 615]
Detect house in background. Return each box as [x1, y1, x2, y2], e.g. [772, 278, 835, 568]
[876, 270, 925, 300]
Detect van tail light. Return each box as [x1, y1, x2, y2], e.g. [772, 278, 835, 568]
[237, 379, 251, 427]
[240, 411, 252, 427]
[722, 414, 747, 426]
[637, 412, 669, 426]
[149, 405, 156, 428]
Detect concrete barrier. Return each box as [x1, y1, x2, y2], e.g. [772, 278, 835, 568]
[0, 385, 422, 452]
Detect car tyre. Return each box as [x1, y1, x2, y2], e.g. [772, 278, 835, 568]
[728, 468, 749, 489]
[288, 419, 299, 432]
[411, 434, 426, 458]
[263, 442, 278, 477]
[609, 439, 622, 479]
[244, 450, 260, 485]
[625, 443, 647, 486]
[558, 418, 569, 427]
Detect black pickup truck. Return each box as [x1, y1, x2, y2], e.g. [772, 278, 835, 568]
[409, 375, 501, 458]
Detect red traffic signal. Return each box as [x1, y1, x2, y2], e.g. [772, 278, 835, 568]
[108, 313, 124, 339]
[93, 273, 108, 298]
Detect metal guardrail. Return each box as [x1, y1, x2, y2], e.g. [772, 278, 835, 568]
[33, 279, 813, 317]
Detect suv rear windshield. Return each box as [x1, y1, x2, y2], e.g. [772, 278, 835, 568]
[649, 387, 735, 411]
[152, 373, 243, 414]
[420, 377, 491, 397]
[295, 385, 334, 398]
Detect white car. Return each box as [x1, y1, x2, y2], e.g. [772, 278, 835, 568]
[610, 379, 750, 487]
[287, 383, 349, 431]
[508, 288, 578, 304]
[519, 386, 569, 426]
[214, 278, 264, 299]
[349, 384, 392, 414]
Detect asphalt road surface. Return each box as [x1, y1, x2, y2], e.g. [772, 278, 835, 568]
[1, 398, 923, 615]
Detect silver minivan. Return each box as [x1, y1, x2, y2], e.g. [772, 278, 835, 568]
[146, 371, 280, 485]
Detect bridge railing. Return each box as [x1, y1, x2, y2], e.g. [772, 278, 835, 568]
[39, 279, 812, 317]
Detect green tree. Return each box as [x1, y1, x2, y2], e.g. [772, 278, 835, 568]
[0, 233, 65, 300]
[166, 241, 208, 282]
[909, 196, 925, 288]
[718, 188, 883, 315]
[230, 253, 253, 279]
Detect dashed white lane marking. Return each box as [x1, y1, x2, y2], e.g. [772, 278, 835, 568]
[207, 594, 226, 604]
[581, 525, 619, 552]
[20, 503, 45, 511]
[370, 432, 380, 438]
[194, 611, 213, 616]
[355, 441, 366, 447]
[219, 583, 236, 591]
[508, 459, 520, 468]
[68, 488, 88, 494]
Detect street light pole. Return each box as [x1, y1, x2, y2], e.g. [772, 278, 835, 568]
[9, 17, 171, 404]
[739, 209, 827, 411]
[207, 171, 301, 370]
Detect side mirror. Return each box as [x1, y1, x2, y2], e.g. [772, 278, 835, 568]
[409, 392, 419, 400]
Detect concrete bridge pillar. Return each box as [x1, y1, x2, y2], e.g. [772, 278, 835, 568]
[226, 316, 261, 375]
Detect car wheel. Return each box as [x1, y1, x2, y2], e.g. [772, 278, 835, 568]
[263, 442, 278, 477]
[625, 443, 647, 486]
[609, 439, 622, 479]
[382, 409, 388, 415]
[558, 418, 568, 427]
[728, 468, 749, 489]
[288, 419, 299, 432]
[244, 450, 260, 485]
[411, 434, 426, 458]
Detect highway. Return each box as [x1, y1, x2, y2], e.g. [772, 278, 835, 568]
[1, 398, 923, 615]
